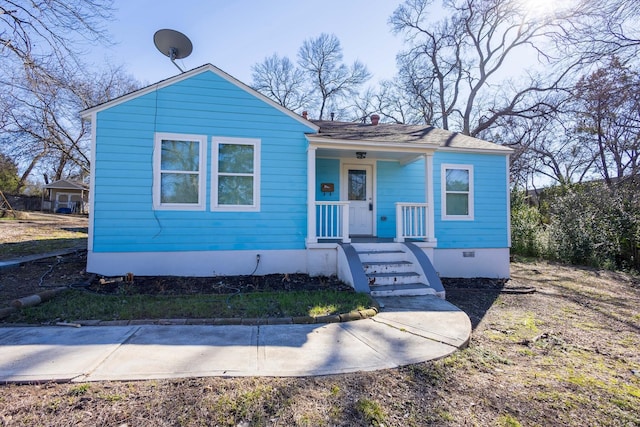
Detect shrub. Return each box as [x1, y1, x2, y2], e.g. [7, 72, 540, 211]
[511, 190, 546, 258]
[511, 180, 639, 272]
[545, 182, 639, 270]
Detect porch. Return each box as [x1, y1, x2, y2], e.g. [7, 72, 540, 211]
[302, 120, 445, 297]
[305, 121, 441, 246]
[312, 202, 435, 244]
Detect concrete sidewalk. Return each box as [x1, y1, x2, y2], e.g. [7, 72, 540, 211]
[0, 296, 471, 383]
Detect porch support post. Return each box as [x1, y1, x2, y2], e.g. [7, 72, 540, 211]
[425, 153, 436, 242]
[307, 146, 317, 244]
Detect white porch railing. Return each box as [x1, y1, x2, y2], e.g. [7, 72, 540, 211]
[315, 201, 350, 242]
[396, 202, 429, 242]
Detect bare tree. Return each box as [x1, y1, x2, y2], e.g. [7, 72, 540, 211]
[0, 0, 113, 77]
[558, 0, 640, 61]
[352, 80, 423, 124]
[251, 54, 309, 112]
[297, 33, 371, 120]
[1, 65, 139, 190]
[390, 0, 579, 137]
[0, 0, 123, 189]
[572, 57, 640, 186]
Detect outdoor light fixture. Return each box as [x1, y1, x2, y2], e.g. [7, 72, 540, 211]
[356, 151, 367, 159]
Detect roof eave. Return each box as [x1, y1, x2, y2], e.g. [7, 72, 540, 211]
[437, 145, 514, 155]
[306, 135, 441, 152]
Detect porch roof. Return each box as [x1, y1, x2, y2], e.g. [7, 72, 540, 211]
[308, 120, 512, 154]
[43, 179, 89, 191]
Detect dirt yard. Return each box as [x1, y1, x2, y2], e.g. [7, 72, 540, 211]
[0, 215, 639, 426]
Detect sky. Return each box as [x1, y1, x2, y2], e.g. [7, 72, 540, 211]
[96, 1, 408, 87]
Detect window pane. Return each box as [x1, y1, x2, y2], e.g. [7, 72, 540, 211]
[219, 144, 254, 173]
[161, 173, 199, 204]
[348, 169, 366, 201]
[161, 140, 199, 171]
[446, 169, 469, 191]
[218, 176, 254, 205]
[446, 193, 469, 215]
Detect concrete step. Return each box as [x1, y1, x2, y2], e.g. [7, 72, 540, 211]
[356, 250, 406, 263]
[370, 282, 437, 297]
[362, 260, 414, 274]
[366, 271, 422, 286]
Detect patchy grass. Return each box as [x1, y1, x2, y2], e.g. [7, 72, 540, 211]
[0, 236, 86, 258]
[355, 398, 386, 426]
[0, 214, 87, 259]
[4, 288, 374, 323]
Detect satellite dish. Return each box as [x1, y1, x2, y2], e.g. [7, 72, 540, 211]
[153, 29, 193, 73]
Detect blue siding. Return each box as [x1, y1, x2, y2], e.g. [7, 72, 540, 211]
[313, 159, 426, 239]
[315, 159, 341, 201]
[433, 152, 509, 248]
[92, 70, 316, 253]
[376, 160, 426, 238]
[291, 153, 507, 246]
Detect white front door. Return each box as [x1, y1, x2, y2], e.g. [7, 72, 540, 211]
[343, 164, 374, 236]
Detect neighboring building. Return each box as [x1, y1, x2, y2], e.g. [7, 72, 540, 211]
[42, 179, 89, 214]
[80, 64, 512, 298]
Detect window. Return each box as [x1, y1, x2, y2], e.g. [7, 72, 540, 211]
[441, 164, 474, 220]
[348, 169, 366, 201]
[153, 133, 206, 210]
[212, 137, 260, 211]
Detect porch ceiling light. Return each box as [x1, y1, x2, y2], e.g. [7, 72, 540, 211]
[356, 151, 367, 159]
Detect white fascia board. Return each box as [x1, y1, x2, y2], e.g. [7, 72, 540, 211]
[436, 145, 514, 155]
[306, 136, 439, 154]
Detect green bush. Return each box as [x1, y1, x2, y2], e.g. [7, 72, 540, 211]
[510, 190, 546, 258]
[510, 181, 639, 272]
[543, 182, 639, 270]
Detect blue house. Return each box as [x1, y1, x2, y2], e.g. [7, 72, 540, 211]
[81, 64, 512, 298]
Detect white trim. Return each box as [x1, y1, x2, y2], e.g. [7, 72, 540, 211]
[436, 145, 514, 155]
[88, 113, 97, 252]
[211, 137, 261, 212]
[425, 154, 436, 242]
[441, 163, 474, 221]
[307, 146, 317, 244]
[153, 133, 207, 211]
[307, 136, 439, 153]
[433, 248, 510, 278]
[80, 64, 318, 132]
[306, 136, 512, 155]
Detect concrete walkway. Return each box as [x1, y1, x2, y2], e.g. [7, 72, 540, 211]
[0, 246, 86, 270]
[0, 296, 471, 383]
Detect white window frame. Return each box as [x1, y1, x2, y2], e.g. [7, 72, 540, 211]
[211, 137, 261, 212]
[441, 164, 474, 220]
[153, 132, 207, 211]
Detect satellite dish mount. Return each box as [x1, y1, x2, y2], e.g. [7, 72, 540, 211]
[153, 29, 193, 73]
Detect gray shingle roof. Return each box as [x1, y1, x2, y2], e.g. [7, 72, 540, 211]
[310, 120, 511, 152]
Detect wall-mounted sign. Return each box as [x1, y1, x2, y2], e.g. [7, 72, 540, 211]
[321, 183, 334, 194]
